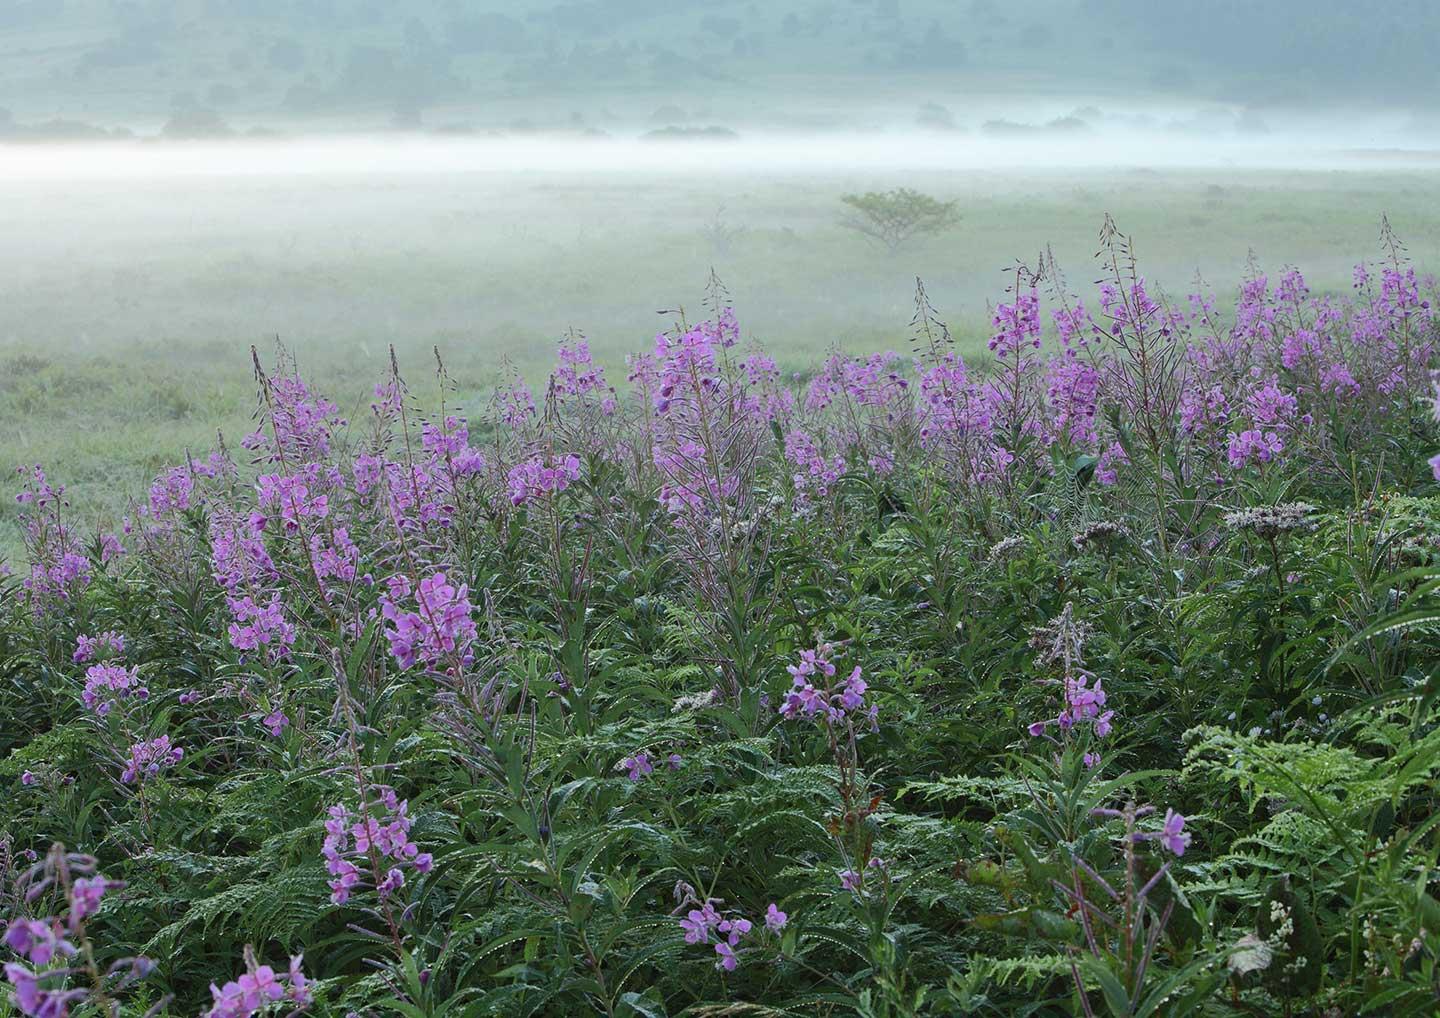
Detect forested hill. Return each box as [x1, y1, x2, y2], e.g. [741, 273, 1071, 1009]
[0, 0, 1434, 132]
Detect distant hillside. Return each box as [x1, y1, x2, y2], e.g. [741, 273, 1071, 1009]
[0, 0, 1433, 133]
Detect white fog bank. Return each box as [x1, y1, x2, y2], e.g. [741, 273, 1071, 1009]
[2, 124, 1438, 184]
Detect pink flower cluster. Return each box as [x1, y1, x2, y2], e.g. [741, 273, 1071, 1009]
[783, 429, 846, 503]
[1226, 428, 1284, 469]
[779, 644, 875, 727]
[654, 439, 740, 516]
[3, 851, 150, 1018]
[225, 592, 296, 658]
[322, 786, 433, 905]
[551, 336, 616, 413]
[205, 954, 311, 1018]
[241, 373, 343, 464]
[4, 921, 76, 967]
[380, 571, 477, 671]
[652, 324, 721, 415]
[422, 416, 487, 475]
[82, 663, 148, 716]
[256, 470, 331, 533]
[506, 454, 582, 506]
[120, 735, 182, 784]
[679, 899, 786, 972]
[618, 751, 682, 781]
[1027, 671, 1112, 741]
[72, 631, 124, 664]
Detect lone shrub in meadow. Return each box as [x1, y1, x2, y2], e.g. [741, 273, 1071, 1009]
[839, 186, 960, 253]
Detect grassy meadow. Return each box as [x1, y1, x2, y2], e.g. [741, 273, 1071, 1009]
[2, 158, 1439, 553]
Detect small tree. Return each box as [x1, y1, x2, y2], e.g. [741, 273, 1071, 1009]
[839, 188, 960, 254]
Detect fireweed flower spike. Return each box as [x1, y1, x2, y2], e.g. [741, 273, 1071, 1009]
[321, 786, 432, 906]
[72, 632, 124, 664]
[1026, 605, 1114, 761]
[205, 948, 313, 1018]
[380, 571, 477, 671]
[120, 736, 182, 785]
[676, 899, 776, 972]
[506, 454, 582, 506]
[82, 663, 148, 716]
[779, 644, 874, 724]
[2, 847, 154, 1018]
[3, 920, 76, 967]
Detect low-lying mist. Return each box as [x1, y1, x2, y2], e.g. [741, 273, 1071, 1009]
[2, 116, 1439, 184]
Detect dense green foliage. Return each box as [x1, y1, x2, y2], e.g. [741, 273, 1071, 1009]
[3, 233, 1440, 1016]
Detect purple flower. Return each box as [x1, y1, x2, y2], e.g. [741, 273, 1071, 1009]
[286, 956, 312, 1005]
[225, 592, 297, 658]
[714, 941, 738, 971]
[680, 903, 720, 944]
[261, 710, 290, 738]
[620, 752, 654, 782]
[779, 646, 873, 725]
[1242, 375, 1298, 428]
[20, 771, 36, 787]
[321, 788, 428, 905]
[506, 454, 582, 506]
[680, 913, 708, 945]
[3, 963, 44, 1016]
[72, 632, 125, 664]
[494, 382, 537, 428]
[120, 737, 182, 785]
[718, 917, 752, 946]
[205, 956, 298, 1018]
[255, 472, 330, 534]
[68, 876, 112, 926]
[1227, 428, 1284, 470]
[4, 920, 75, 966]
[839, 869, 861, 891]
[377, 867, 405, 898]
[82, 664, 147, 715]
[550, 337, 615, 410]
[839, 667, 867, 712]
[242, 373, 342, 463]
[1159, 809, 1191, 856]
[381, 571, 477, 671]
[764, 903, 787, 932]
